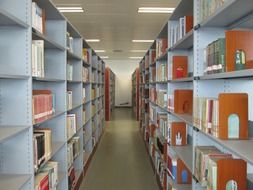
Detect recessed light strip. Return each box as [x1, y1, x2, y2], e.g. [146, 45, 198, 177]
[95, 50, 106, 53]
[138, 7, 175, 13]
[101, 56, 109, 59]
[86, 39, 100, 42]
[57, 6, 84, 13]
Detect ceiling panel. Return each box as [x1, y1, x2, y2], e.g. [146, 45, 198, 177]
[52, 0, 180, 60]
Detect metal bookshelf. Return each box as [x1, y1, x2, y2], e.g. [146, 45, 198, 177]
[138, 0, 253, 189]
[0, 0, 105, 190]
[105, 67, 115, 121]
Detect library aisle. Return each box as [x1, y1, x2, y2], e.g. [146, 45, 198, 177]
[80, 108, 159, 190]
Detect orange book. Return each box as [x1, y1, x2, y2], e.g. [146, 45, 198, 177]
[174, 90, 193, 114]
[218, 93, 248, 140]
[226, 30, 253, 71]
[171, 122, 187, 146]
[172, 56, 188, 79]
[177, 159, 192, 184]
[185, 15, 193, 33]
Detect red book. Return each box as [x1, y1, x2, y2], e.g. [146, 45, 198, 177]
[40, 174, 49, 190]
[172, 56, 188, 79]
[185, 15, 193, 33]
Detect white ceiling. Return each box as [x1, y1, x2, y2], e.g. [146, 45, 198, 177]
[52, 0, 180, 60]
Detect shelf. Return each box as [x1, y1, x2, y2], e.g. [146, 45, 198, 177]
[0, 125, 30, 143]
[156, 81, 168, 84]
[198, 0, 253, 28]
[67, 104, 82, 112]
[199, 131, 253, 165]
[32, 29, 66, 51]
[52, 141, 65, 157]
[170, 112, 193, 126]
[167, 175, 192, 190]
[0, 9, 28, 28]
[67, 50, 82, 60]
[34, 111, 65, 126]
[169, 30, 193, 51]
[170, 0, 193, 21]
[33, 77, 65, 82]
[198, 69, 253, 80]
[83, 81, 90, 85]
[0, 74, 29, 80]
[169, 77, 194, 83]
[170, 145, 193, 173]
[67, 80, 82, 83]
[0, 174, 31, 190]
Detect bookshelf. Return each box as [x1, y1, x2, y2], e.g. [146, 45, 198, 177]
[132, 68, 140, 121]
[139, 0, 253, 189]
[105, 67, 115, 121]
[0, 0, 105, 190]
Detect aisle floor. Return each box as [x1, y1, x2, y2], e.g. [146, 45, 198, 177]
[80, 108, 159, 190]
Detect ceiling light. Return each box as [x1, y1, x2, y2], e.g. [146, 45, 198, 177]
[101, 56, 109, 59]
[57, 7, 84, 13]
[129, 57, 143, 59]
[132, 40, 154, 43]
[86, 39, 100, 42]
[138, 7, 175, 13]
[95, 50, 106, 53]
[130, 50, 147, 53]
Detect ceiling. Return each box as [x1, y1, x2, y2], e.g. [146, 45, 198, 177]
[52, 0, 180, 60]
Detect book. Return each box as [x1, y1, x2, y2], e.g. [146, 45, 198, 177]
[67, 114, 77, 140]
[174, 90, 193, 114]
[67, 63, 73, 81]
[156, 63, 168, 82]
[32, 40, 44, 77]
[40, 161, 59, 190]
[157, 90, 167, 109]
[157, 113, 167, 139]
[82, 88, 86, 103]
[82, 67, 89, 82]
[67, 90, 73, 110]
[68, 166, 76, 190]
[172, 56, 188, 79]
[82, 48, 89, 63]
[168, 122, 187, 146]
[67, 32, 74, 53]
[32, 2, 46, 34]
[33, 133, 46, 171]
[156, 38, 168, 58]
[35, 172, 49, 190]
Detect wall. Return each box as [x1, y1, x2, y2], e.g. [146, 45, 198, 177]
[106, 60, 139, 107]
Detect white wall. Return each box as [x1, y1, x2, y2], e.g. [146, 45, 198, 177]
[106, 60, 139, 107]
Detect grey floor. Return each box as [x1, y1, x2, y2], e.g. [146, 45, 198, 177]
[80, 108, 159, 190]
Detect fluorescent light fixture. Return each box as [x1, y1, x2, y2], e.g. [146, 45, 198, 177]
[129, 57, 143, 59]
[130, 50, 147, 53]
[132, 40, 153, 43]
[86, 39, 100, 42]
[57, 6, 84, 13]
[138, 7, 175, 13]
[95, 50, 106, 53]
[101, 56, 109, 59]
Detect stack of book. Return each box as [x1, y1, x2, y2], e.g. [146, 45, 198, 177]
[82, 48, 89, 63]
[35, 161, 59, 190]
[32, 40, 44, 78]
[82, 67, 89, 82]
[204, 38, 226, 74]
[67, 32, 74, 53]
[170, 16, 193, 46]
[32, 90, 55, 124]
[67, 90, 73, 110]
[157, 90, 167, 109]
[32, 2, 45, 34]
[33, 128, 52, 172]
[67, 114, 77, 140]
[67, 63, 73, 81]
[156, 63, 168, 82]
[156, 38, 168, 58]
[199, 0, 227, 23]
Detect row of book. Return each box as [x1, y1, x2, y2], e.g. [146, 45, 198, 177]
[32, 40, 44, 78]
[170, 16, 193, 47]
[155, 152, 167, 188]
[34, 128, 52, 172]
[91, 104, 96, 116]
[32, 2, 45, 34]
[67, 114, 77, 140]
[67, 32, 74, 53]
[199, 0, 227, 23]
[91, 88, 96, 100]
[193, 93, 248, 140]
[157, 90, 167, 109]
[82, 67, 89, 82]
[194, 146, 246, 189]
[156, 63, 168, 82]
[67, 63, 73, 81]
[32, 90, 55, 124]
[157, 113, 168, 139]
[204, 38, 226, 74]
[82, 48, 89, 63]
[67, 136, 81, 169]
[156, 38, 168, 59]
[35, 161, 58, 190]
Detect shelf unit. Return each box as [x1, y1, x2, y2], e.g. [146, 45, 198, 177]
[132, 68, 140, 121]
[105, 67, 115, 121]
[0, 0, 105, 190]
[139, 0, 253, 189]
